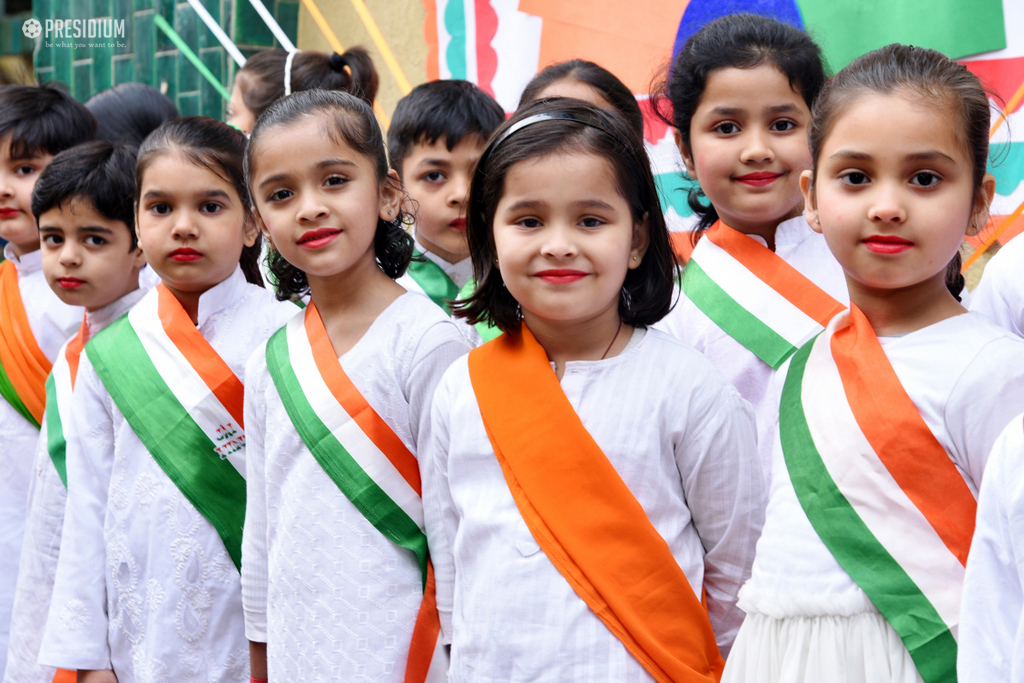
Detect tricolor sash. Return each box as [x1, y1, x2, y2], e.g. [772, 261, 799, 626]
[781, 307, 976, 682]
[681, 221, 845, 369]
[406, 250, 460, 312]
[87, 285, 247, 569]
[468, 326, 723, 683]
[457, 278, 501, 343]
[0, 260, 52, 427]
[45, 318, 87, 487]
[265, 304, 446, 683]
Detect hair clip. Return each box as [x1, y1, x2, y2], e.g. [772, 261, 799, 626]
[479, 110, 627, 170]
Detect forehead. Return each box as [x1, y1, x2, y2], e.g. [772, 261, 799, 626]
[40, 197, 128, 230]
[142, 152, 236, 192]
[500, 150, 623, 204]
[252, 114, 375, 178]
[697, 63, 807, 114]
[533, 78, 612, 110]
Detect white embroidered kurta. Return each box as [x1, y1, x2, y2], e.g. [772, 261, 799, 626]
[423, 327, 765, 681]
[0, 245, 82, 680]
[654, 216, 849, 478]
[728, 313, 1024, 679]
[241, 293, 469, 681]
[958, 413, 1024, 683]
[39, 269, 296, 682]
[5, 288, 146, 683]
[395, 237, 482, 347]
[969, 232, 1024, 337]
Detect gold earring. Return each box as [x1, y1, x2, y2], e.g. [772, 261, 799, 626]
[632, 255, 638, 261]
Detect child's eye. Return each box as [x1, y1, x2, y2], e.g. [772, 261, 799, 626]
[910, 172, 940, 187]
[41, 234, 62, 246]
[840, 172, 870, 186]
[324, 176, 348, 188]
[580, 216, 605, 228]
[267, 189, 292, 202]
[714, 122, 739, 135]
[150, 203, 172, 215]
[84, 235, 107, 247]
[15, 165, 37, 176]
[201, 202, 223, 214]
[518, 217, 542, 229]
[770, 120, 797, 132]
[423, 171, 445, 183]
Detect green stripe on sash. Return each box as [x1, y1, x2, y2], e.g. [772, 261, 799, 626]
[458, 278, 502, 343]
[681, 259, 796, 369]
[407, 252, 460, 313]
[781, 340, 958, 682]
[45, 372, 67, 487]
[265, 326, 428, 585]
[87, 318, 246, 570]
[0, 359, 38, 427]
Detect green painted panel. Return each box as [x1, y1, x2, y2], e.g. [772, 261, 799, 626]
[91, 42, 113, 92]
[112, 53, 132, 84]
[132, 9, 154, 85]
[200, 46, 223, 119]
[157, 51, 177, 102]
[72, 60, 93, 101]
[177, 91, 200, 116]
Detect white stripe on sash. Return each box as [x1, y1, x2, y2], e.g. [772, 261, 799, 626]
[801, 330, 965, 636]
[397, 271, 429, 298]
[284, 314, 425, 529]
[128, 293, 247, 479]
[51, 347, 75, 440]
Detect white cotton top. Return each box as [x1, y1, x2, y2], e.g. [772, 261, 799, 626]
[395, 237, 481, 347]
[740, 312, 1024, 619]
[654, 216, 849, 479]
[4, 287, 146, 683]
[969, 232, 1024, 337]
[958, 413, 1024, 683]
[423, 327, 765, 681]
[241, 292, 469, 681]
[38, 268, 297, 682]
[0, 245, 82, 681]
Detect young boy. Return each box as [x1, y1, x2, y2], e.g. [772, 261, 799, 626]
[387, 80, 504, 344]
[0, 83, 95, 678]
[4, 141, 147, 683]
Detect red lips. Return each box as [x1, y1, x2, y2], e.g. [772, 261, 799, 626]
[536, 269, 588, 284]
[449, 218, 466, 231]
[734, 172, 783, 187]
[57, 277, 85, 289]
[169, 247, 203, 262]
[863, 234, 914, 254]
[0, 207, 21, 219]
[297, 227, 342, 249]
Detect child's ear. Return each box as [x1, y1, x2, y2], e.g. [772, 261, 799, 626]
[628, 213, 651, 270]
[800, 170, 821, 234]
[674, 129, 696, 179]
[132, 244, 147, 270]
[242, 212, 260, 248]
[379, 169, 403, 222]
[968, 172, 997, 236]
[251, 210, 275, 250]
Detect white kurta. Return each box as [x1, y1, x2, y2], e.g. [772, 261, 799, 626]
[5, 288, 146, 683]
[969, 232, 1024, 337]
[725, 312, 1024, 682]
[654, 216, 849, 479]
[39, 269, 296, 682]
[395, 237, 482, 347]
[241, 293, 469, 681]
[958, 413, 1024, 683]
[0, 245, 82, 680]
[423, 327, 765, 681]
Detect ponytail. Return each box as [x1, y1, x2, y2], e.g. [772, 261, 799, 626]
[293, 47, 379, 107]
[945, 251, 966, 302]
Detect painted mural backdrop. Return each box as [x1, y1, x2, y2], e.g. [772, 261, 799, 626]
[422, 0, 1024, 247]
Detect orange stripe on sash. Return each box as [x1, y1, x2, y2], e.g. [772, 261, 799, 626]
[468, 326, 723, 683]
[0, 260, 52, 423]
[831, 305, 976, 566]
[65, 316, 88, 389]
[52, 668, 76, 683]
[404, 562, 442, 683]
[705, 221, 844, 325]
[304, 303, 422, 494]
[157, 285, 244, 426]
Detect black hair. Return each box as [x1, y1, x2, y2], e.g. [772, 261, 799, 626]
[31, 141, 140, 250]
[0, 83, 97, 160]
[387, 79, 505, 176]
[136, 116, 263, 285]
[245, 89, 414, 301]
[457, 98, 677, 332]
[808, 44, 992, 302]
[655, 13, 826, 237]
[237, 47, 379, 122]
[519, 60, 645, 138]
[86, 82, 179, 148]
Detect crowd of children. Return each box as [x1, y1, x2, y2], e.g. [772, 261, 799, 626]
[0, 11, 1023, 683]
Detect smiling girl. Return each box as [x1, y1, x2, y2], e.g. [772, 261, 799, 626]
[240, 90, 468, 682]
[39, 117, 296, 683]
[424, 98, 764, 681]
[722, 45, 1024, 683]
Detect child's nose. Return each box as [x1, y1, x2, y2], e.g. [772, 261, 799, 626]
[867, 185, 907, 223]
[540, 223, 578, 258]
[739, 129, 775, 164]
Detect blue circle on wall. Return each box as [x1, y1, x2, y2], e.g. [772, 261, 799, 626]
[672, 0, 804, 61]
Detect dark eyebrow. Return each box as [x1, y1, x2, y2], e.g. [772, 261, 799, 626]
[572, 199, 617, 212]
[829, 150, 872, 162]
[79, 225, 116, 234]
[710, 106, 744, 117]
[505, 199, 546, 213]
[904, 151, 957, 164]
[142, 189, 168, 200]
[413, 158, 450, 169]
[198, 189, 231, 200]
[766, 103, 801, 115]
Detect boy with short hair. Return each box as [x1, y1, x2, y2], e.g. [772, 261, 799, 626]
[4, 140, 147, 683]
[388, 80, 504, 344]
[0, 83, 95, 678]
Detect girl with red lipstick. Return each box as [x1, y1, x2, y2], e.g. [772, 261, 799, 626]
[240, 90, 469, 683]
[423, 98, 764, 682]
[653, 14, 850, 481]
[723, 45, 1024, 683]
[40, 117, 296, 683]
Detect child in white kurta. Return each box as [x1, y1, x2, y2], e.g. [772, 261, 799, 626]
[725, 313, 1024, 682]
[39, 269, 295, 681]
[423, 327, 765, 680]
[5, 287, 144, 683]
[242, 292, 468, 679]
[969, 232, 1024, 337]
[958, 413, 1024, 683]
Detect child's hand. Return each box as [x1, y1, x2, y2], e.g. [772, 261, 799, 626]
[78, 670, 118, 683]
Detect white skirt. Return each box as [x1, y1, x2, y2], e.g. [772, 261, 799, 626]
[721, 610, 925, 683]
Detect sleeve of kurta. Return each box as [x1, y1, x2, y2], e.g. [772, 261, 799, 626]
[241, 346, 270, 643]
[968, 238, 1024, 338]
[5, 417, 62, 683]
[37, 355, 114, 670]
[420, 365, 461, 646]
[673, 360, 765, 658]
[404, 320, 470, 454]
[958, 417, 1024, 683]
